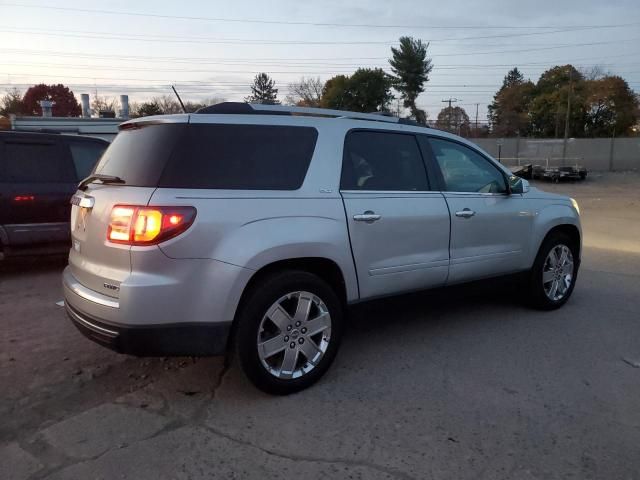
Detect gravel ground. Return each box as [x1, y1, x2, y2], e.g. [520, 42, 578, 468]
[1, 172, 639, 480]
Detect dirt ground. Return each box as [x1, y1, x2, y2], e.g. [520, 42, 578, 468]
[1, 171, 639, 479]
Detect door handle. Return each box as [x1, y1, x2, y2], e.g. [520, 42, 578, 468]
[353, 211, 381, 223]
[455, 209, 476, 218]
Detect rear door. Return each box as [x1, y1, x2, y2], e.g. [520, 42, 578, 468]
[68, 122, 186, 297]
[0, 135, 76, 245]
[422, 136, 533, 283]
[340, 130, 450, 300]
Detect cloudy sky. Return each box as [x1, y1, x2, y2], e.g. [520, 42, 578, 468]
[1, 0, 639, 120]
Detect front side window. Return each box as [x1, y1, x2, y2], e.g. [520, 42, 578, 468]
[428, 138, 507, 193]
[341, 131, 428, 191]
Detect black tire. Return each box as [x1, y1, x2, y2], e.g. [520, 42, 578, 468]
[525, 232, 579, 310]
[234, 270, 343, 395]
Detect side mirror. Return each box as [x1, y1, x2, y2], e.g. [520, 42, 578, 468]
[509, 176, 530, 194]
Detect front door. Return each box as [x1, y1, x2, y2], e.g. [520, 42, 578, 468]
[424, 137, 533, 284]
[340, 130, 450, 299]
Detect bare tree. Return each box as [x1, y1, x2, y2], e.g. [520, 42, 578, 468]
[0, 87, 23, 116]
[285, 77, 324, 107]
[582, 65, 609, 81]
[91, 95, 117, 116]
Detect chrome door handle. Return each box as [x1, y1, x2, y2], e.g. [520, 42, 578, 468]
[455, 209, 476, 218]
[353, 211, 381, 223]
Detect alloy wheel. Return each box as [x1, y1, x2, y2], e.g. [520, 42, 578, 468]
[256, 291, 332, 379]
[542, 244, 574, 301]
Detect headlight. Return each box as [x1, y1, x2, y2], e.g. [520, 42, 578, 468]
[570, 198, 580, 215]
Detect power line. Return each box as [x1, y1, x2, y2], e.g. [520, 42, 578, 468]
[1, 47, 637, 68]
[0, 24, 624, 45]
[2, 26, 639, 52]
[3, 3, 638, 30]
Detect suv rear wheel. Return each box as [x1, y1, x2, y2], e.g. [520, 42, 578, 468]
[526, 232, 579, 310]
[235, 270, 343, 395]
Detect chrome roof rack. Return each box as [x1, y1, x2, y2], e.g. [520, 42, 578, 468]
[195, 102, 402, 125]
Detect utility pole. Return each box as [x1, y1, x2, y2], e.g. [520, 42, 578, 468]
[561, 68, 572, 166]
[441, 98, 459, 132]
[474, 103, 479, 137]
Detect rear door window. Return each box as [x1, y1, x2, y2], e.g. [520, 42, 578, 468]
[340, 130, 429, 191]
[159, 124, 318, 190]
[2, 140, 75, 183]
[68, 141, 107, 180]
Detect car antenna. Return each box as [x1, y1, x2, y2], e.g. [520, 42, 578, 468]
[171, 85, 187, 113]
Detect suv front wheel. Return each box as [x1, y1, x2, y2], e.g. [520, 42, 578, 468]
[526, 232, 579, 310]
[235, 270, 343, 394]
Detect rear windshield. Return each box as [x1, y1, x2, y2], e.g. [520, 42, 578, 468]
[94, 123, 318, 190]
[94, 123, 186, 186]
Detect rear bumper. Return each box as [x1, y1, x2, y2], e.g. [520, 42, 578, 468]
[65, 300, 231, 356]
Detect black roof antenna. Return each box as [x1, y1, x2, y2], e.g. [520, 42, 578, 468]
[171, 85, 187, 113]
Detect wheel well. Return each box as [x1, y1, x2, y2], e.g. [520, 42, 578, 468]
[224, 257, 348, 354]
[242, 258, 347, 305]
[543, 224, 581, 258]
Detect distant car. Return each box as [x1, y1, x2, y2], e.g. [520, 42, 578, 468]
[0, 131, 108, 259]
[63, 103, 581, 394]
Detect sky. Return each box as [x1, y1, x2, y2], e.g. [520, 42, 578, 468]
[1, 0, 639, 121]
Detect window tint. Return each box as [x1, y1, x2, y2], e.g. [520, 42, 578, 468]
[2, 141, 76, 183]
[341, 131, 428, 191]
[95, 124, 187, 187]
[428, 138, 507, 193]
[69, 141, 107, 180]
[159, 124, 318, 190]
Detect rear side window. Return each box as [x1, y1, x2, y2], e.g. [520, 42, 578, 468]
[159, 124, 318, 190]
[340, 131, 429, 191]
[94, 124, 187, 186]
[69, 141, 107, 180]
[2, 141, 75, 183]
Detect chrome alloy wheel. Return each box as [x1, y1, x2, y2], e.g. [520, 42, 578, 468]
[257, 291, 332, 380]
[542, 244, 574, 301]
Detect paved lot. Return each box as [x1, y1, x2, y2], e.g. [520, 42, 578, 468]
[1, 172, 639, 479]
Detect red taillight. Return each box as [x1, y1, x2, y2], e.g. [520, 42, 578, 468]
[107, 205, 196, 245]
[13, 195, 35, 202]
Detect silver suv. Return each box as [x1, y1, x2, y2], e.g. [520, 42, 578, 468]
[63, 103, 581, 394]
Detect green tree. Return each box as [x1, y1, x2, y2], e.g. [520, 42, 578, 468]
[320, 69, 393, 113]
[529, 65, 587, 138]
[584, 76, 638, 136]
[22, 83, 81, 117]
[134, 101, 163, 117]
[0, 88, 24, 116]
[245, 73, 279, 105]
[488, 68, 535, 136]
[436, 106, 470, 135]
[389, 36, 433, 124]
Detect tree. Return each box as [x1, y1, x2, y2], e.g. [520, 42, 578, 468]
[320, 69, 393, 113]
[389, 36, 433, 124]
[436, 106, 470, 135]
[21, 84, 81, 117]
[488, 68, 535, 136]
[584, 76, 638, 136]
[133, 101, 163, 117]
[0, 88, 24, 116]
[285, 77, 323, 107]
[529, 65, 587, 138]
[245, 73, 279, 104]
[91, 95, 117, 116]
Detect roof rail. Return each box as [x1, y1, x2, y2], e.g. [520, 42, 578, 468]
[195, 102, 401, 124]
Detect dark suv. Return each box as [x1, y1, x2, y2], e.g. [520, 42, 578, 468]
[0, 131, 108, 258]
